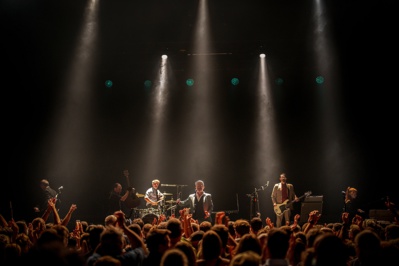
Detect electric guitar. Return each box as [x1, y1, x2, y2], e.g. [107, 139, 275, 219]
[274, 191, 312, 216]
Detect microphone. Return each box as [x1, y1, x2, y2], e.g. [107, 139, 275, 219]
[341, 191, 346, 195]
[58, 186, 64, 190]
[260, 181, 269, 190]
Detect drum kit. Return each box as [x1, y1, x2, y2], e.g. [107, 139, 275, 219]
[132, 192, 178, 224]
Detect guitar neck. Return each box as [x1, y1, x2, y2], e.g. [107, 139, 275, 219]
[286, 191, 311, 207]
[123, 170, 130, 187]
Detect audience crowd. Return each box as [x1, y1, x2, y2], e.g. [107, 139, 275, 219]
[1, 197, 399, 266]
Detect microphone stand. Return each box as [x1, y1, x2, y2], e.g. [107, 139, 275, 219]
[56, 187, 63, 212]
[246, 182, 269, 219]
[342, 191, 347, 213]
[174, 185, 187, 216]
[175, 185, 187, 199]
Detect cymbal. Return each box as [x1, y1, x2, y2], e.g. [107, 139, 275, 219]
[162, 193, 173, 196]
[136, 193, 145, 198]
[165, 200, 177, 204]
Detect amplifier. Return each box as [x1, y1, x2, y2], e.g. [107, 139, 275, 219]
[300, 202, 323, 223]
[304, 196, 323, 203]
[368, 209, 394, 222]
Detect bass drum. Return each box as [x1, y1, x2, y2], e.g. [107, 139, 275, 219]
[142, 213, 159, 225]
[135, 209, 148, 219]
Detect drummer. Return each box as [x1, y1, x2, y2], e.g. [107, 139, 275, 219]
[144, 179, 164, 210]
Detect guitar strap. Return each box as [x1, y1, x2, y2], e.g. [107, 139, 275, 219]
[154, 188, 159, 201]
[282, 183, 288, 202]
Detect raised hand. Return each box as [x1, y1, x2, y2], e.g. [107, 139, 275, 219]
[266, 217, 274, 228]
[69, 204, 77, 212]
[215, 211, 225, 224]
[352, 214, 363, 226]
[341, 212, 349, 224]
[291, 214, 300, 230]
[308, 210, 321, 224]
[224, 215, 230, 227]
[158, 214, 167, 224]
[114, 210, 126, 228]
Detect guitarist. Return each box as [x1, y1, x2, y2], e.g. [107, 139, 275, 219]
[33, 179, 59, 222]
[271, 173, 299, 227]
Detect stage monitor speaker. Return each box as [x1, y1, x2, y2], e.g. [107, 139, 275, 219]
[368, 209, 393, 222]
[300, 202, 323, 223]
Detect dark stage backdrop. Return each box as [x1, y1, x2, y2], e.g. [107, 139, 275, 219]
[2, 0, 397, 226]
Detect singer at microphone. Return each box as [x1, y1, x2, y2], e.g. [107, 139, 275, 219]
[175, 180, 213, 224]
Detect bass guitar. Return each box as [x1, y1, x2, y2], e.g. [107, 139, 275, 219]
[274, 191, 312, 216]
[123, 170, 141, 209]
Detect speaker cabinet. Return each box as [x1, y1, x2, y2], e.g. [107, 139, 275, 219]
[368, 209, 394, 222]
[300, 202, 323, 223]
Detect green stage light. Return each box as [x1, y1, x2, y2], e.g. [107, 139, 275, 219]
[315, 76, 325, 84]
[231, 78, 239, 86]
[186, 78, 194, 87]
[275, 78, 284, 85]
[105, 80, 113, 88]
[144, 80, 152, 88]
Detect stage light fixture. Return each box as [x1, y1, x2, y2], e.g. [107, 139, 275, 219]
[144, 80, 152, 88]
[231, 78, 240, 86]
[105, 80, 113, 88]
[186, 78, 194, 87]
[275, 78, 284, 86]
[315, 76, 325, 84]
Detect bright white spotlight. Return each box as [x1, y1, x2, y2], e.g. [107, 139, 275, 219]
[162, 55, 168, 59]
[259, 53, 266, 58]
